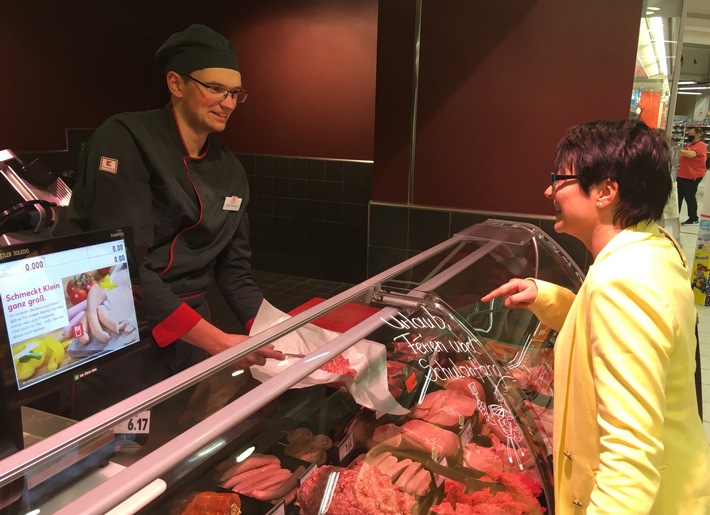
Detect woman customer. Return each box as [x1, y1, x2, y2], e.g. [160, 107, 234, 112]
[678, 125, 707, 225]
[482, 120, 710, 514]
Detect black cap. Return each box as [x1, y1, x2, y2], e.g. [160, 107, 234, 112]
[154, 24, 240, 74]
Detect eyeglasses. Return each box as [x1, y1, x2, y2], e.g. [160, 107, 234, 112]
[550, 172, 578, 187]
[183, 75, 248, 103]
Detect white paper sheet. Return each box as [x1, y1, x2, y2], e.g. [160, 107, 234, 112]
[249, 300, 409, 415]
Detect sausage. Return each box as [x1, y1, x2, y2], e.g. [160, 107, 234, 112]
[239, 468, 292, 494]
[376, 455, 399, 474]
[222, 462, 281, 490]
[250, 465, 305, 501]
[78, 313, 90, 345]
[394, 462, 422, 491]
[218, 453, 280, 482]
[368, 451, 392, 468]
[232, 467, 291, 494]
[86, 284, 109, 343]
[67, 299, 87, 320]
[97, 305, 120, 334]
[386, 458, 413, 482]
[408, 468, 431, 497]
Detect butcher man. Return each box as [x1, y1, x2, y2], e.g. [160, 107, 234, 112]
[63, 24, 283, 418]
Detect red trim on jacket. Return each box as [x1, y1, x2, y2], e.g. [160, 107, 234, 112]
[152, 302, 203, 347]
[160, 105, 209, 279]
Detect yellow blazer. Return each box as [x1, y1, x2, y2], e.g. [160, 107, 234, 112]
[530, 221, 710, 514]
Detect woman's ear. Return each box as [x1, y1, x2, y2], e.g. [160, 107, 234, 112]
[596, 178, 619, 209]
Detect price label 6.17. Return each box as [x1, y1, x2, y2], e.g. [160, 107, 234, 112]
[114, 410, 151, 434]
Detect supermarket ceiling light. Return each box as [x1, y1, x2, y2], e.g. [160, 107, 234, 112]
[677, 86, 710, 90]
[678, 91, 702, 95]
[637, 19, 659, 77]
[679, 80, 697, 85]
[648, 17, 668, 77]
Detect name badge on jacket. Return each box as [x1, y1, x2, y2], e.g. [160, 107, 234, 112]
[223, 196, 242, 211]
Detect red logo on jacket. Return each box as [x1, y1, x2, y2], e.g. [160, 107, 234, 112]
[99, 156, 118, 174]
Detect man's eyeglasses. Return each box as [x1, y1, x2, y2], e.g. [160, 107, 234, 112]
[183, 75, 248, 103]
[551, 172, 578, 187]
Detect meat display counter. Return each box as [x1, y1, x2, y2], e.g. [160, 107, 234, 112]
[0, 219, 584, 515]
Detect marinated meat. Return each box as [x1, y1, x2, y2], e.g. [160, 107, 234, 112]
[296, 461, 416, 515]
[400, 420, 460, 458]
[180, 491, 241, 515]
[411, 389, 478, 426]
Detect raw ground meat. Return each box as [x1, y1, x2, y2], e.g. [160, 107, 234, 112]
[320, 355, 357, 378]
[431, 474, 545, 515]
[296, 461, 416, 515]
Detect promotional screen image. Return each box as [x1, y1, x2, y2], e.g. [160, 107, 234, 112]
[0, 237, 140, 390]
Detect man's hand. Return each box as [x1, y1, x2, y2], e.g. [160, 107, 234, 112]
[182, 320, 285, 366]
[480, 278, 538, 309]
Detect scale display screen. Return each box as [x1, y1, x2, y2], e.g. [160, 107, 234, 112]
[0, 227, 143, 405]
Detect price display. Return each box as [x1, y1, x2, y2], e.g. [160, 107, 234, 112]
[337, 432, 354, 462]
[459, 420, 473, 447]
[298, 462, 318, 486]
[266, 501, 286, 515]
[24, 257, 46, 272]
[114, 410, 151, 434]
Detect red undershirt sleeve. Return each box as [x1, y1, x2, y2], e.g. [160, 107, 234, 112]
[151, 303, 203, 348]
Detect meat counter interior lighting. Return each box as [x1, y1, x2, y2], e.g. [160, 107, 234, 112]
[236, 446, 256, 463]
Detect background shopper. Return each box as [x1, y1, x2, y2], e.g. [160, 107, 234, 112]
[678, 126, 707, 225]
[62, 25, 283, 418]
[482, 120, 710, 514]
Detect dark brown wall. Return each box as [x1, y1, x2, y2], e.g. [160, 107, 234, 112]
[373, 0, 643, 216]
[0, 0, 376, 161]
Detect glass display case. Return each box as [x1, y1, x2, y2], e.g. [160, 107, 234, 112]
[0, 219, 584, 515]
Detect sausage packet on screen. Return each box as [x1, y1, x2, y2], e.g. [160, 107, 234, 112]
[249, 300, 409, 415]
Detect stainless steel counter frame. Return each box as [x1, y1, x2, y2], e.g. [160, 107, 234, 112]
[0, 219, 582, 514]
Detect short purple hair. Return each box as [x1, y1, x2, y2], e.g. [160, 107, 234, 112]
[554, 119, 671, 228]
